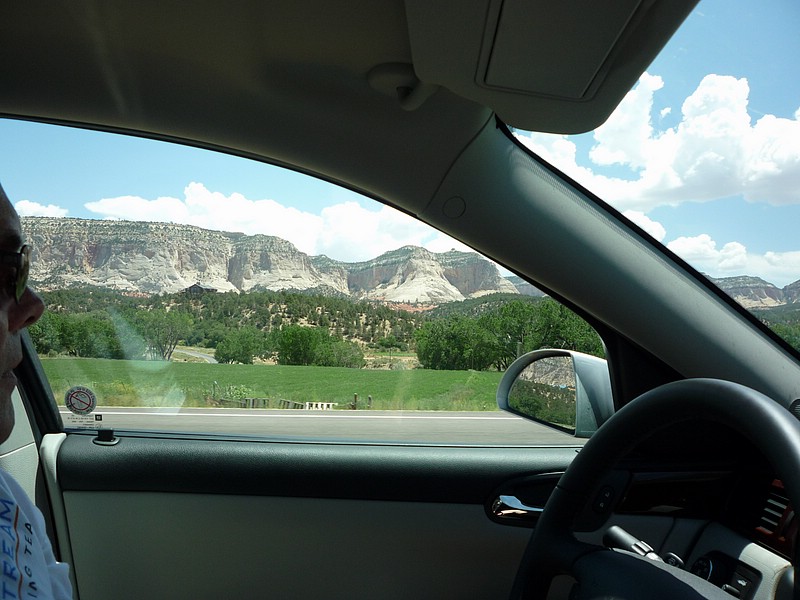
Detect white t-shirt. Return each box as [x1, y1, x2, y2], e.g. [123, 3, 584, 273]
[0, 471, 72, 599]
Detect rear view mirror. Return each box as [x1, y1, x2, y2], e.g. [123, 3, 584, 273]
[496, 349, 613, 438]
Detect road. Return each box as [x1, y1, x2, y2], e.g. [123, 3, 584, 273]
[171, 349, 218, 363]
[60, 407, 581, 445]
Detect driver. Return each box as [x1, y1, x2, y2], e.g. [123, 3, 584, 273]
[0, 182, 72, 599]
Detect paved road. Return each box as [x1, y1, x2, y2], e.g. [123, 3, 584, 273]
[172, 349, 218, 363]
[60, 407, 581, 445]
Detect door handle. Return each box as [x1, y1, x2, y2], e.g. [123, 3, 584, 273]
[491, 494, 544, 523]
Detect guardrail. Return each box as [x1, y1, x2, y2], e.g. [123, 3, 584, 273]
[217, 398, 337, 410]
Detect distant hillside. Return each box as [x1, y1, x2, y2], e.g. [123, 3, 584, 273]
[709, 275, 785, 308]
[505, 275, 546, 297]
[752, 303, 800, 325]
[22, 217, 518, 304]
[426, 293, 542, 319]
[22, 217, 800, 309]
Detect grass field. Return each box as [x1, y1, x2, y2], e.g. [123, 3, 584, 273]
[41, 358, 503, 411]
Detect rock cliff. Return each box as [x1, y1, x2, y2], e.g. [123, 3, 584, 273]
[709, 276, 788, 308]
[22, 217, 517, 303]
[324, 246, 518, 304]
[26, 217, 798, 307]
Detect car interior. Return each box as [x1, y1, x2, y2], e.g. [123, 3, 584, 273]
[2, 0, 799, 598]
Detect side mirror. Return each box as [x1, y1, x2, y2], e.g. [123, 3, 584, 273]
[496, 349, 613, 438]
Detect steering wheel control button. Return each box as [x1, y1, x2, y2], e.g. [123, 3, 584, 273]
[592, 485, 615, 514]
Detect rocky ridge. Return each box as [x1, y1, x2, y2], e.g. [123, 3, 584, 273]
[22, 218, 800, 307]
[22, 217, 518, 303]
[708, 276, 798, 309]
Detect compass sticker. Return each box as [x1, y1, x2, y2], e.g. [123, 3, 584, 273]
[65, 386, 97, 416]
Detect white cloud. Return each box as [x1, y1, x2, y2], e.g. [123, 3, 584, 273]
[14, 200, 68, 218]
[86, 183, 325, 255]
[85, 194, 190, 222]
[516, 74, 800, 286]
[664, 234, 800, 287]
[84, 182, 472, 263]
[622, 210, 666, 242]
[590, 72, 665, 170]
[668, 234, 722, 261]
[515, 73, 800, 211]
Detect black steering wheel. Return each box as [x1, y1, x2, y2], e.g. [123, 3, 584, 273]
[511, 378, 800, 599]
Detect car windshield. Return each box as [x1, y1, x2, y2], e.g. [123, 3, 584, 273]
[515, 0, 800, 352]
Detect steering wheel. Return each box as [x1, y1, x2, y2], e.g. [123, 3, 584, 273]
[510, 378, 800, 599]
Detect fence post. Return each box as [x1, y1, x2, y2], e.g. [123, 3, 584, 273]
[368, 395, 373, 409]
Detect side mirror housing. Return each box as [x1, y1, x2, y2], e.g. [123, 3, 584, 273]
[496, 349, 613, 438]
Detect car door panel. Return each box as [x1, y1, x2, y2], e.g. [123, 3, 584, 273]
[43, 433, 579, 599]
[64, 493, 528, 599]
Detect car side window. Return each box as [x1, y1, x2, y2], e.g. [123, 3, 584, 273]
[6, 120, 603, 445]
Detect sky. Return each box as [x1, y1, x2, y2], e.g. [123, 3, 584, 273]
[1, 0, 799, 286]
[516, 1, 800, 286]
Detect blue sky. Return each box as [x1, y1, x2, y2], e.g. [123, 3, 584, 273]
[517, 0, 800, 286]
[1, 0, 799, 285]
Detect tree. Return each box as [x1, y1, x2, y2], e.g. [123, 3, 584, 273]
[313, 339, 365, 368]
[215, 327, 266, 364]
[135, 309, 193, 361]
[415, 316, 495, 370]
[28, 311, 62, 355]
[771, 323, 800, 353]
[109, 310, 148, 359]
[275, 325, 365, 368]
[478, 300, 539, 370]
[276, 325, 326, 365]
[534, 299, 603, 357]
[376, 334, 406, 357]
[415, 299, 603, 371]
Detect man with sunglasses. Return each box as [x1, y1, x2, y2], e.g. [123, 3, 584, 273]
[0, 183, 72, 599]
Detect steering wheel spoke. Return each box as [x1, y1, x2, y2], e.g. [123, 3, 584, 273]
[571, 549, 732, 599]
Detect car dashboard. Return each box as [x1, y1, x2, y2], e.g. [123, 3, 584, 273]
[594, 424, 796, 599]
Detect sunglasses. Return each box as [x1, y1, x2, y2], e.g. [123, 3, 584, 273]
[0, 245, 31, 302]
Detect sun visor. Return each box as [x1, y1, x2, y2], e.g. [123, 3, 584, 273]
[405, 0, 697, 133]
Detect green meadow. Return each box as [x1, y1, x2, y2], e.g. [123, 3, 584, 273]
[41, 358, 503, 411]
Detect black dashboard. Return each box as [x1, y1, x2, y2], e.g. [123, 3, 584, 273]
[617, 470, 793, 560]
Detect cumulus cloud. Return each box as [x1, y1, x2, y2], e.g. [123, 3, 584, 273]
[516, 73, 800, 211]
[662, 234, 800, 287]
[14, 200, 69, 218]
[590, 72, 665, 170]
[667, 235, 747, 270]
[622, 210, 666, 242]
[516, 73, 800, 286]
[84, 182, 469, 263]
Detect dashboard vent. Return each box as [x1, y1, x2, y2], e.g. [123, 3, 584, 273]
[789, 399, 800, 421]
[758, 490, 790, 535]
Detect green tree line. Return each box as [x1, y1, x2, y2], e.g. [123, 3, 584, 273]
[29, 288, 602, 370]
[28, 288, 384, 367]
[415, 298, 604, 370]
[29, 287, 800, 371]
